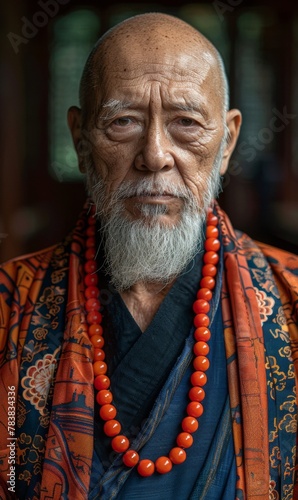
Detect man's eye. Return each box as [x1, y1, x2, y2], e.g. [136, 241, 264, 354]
[180, 118, 195, 127]
[113, 117, 132, 126]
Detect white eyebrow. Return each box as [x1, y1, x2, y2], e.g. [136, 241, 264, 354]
[99, 99, 132, 120]
[173, 102, 209, 120]
[98, 98, 210, 121]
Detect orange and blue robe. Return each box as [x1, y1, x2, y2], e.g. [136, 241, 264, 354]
[0, 202, 297, 499]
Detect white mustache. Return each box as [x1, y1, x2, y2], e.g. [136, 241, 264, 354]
[112, 179, 192, 201]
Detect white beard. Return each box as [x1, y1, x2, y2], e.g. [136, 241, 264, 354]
[86, 149, 223, 291]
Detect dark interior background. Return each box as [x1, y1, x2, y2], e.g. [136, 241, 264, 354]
[1, 0, 297, 262]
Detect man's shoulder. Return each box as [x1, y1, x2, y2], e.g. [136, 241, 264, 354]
[0, 243, 60, 286]
[255, 239, 298, 272]
[236, 232, 298, 298]
[235, 229, 298, 269]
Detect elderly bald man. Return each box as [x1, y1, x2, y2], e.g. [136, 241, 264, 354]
[0, 12, 297, 500]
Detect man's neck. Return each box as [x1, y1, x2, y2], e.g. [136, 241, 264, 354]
[120, 280, 176, 332]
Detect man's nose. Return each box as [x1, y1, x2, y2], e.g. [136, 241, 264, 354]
[134, 122, 175, 172]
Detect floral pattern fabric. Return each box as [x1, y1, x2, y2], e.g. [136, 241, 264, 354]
[0, 201, 297, 499]
[218, 204, 298, 500]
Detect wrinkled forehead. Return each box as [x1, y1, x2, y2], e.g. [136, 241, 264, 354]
[81, 17, 226, 123]
[96, 35, 220, 95]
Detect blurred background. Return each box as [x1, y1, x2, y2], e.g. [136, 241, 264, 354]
[0, 0, 297, 262]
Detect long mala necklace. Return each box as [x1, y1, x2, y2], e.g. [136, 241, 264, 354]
[84, 207, 220, 477]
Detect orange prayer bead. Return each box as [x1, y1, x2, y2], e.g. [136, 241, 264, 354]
[85, 285, 99, 299]
[84, 260, 97, 274]
[99, 404, 117, 421]
[193, 356, 210, 372]
[86, 225, 96, 236]
[111, 435, 130, 453]
[193, 299, 210, 314]
[87, 215, 96, 225]
[84, 273, 98, 287]
[85, 248, 96, 260]
[85, 297, 101, 311]
[137, 459, 155, 477]
[194, 313, 210, 328]
[104, 419, 121, 437]
[194, 327, 211, 342]
[176, 432, 193, 448]
[90, 335, 104, 348]
[155, 456, 173, 474]
[187, 401, 204, 418]
[196, 288, 212, 302]
[202, 264, 217, 277]
[193, 341, 209, 356]
[86, 236, 95, 248]
[188, 386, 205, 402]
[93, 361, 107, 376]
[89, 324, 103, 336]
[169, 447, 187, 464]
[123, 450, 140, 467]
[206, 225, 219, 238]
[94, 374, 110, 390]
[181, 416, 199, 433]
[93, 349, 105, 361]
[207, 214, 219, 226]
[200, 276, 215, 289]
[87, 311, 102, 325]
[204, 238, 220, 252]
[190, 371, 207, 386]
[96, 390, 113, 406]
[203, 250, 219, 265]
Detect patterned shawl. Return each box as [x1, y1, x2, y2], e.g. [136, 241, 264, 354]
[0, 201, 297, 499]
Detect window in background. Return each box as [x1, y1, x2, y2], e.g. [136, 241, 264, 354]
[233, 8, 276, 180]
[49, 9, 100, 182]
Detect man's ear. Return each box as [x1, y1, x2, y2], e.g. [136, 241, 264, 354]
[220, 109, 242, 175]
[67, 105, 85, 173]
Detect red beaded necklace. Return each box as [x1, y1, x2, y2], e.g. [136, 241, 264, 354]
[84, 207, 220, 477]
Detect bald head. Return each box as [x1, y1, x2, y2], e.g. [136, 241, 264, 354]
[79, 13, 229, 127]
